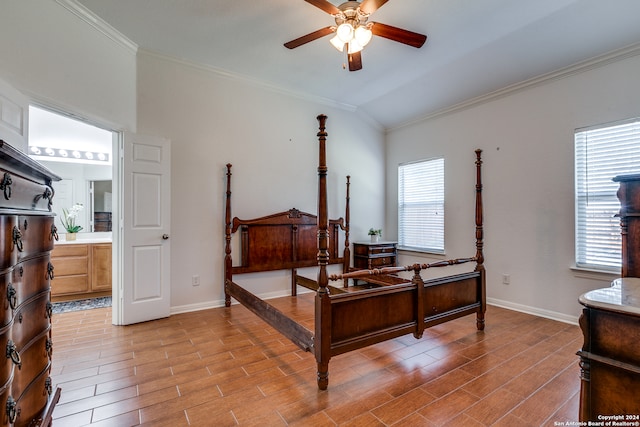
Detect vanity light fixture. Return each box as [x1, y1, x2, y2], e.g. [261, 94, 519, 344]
[28, 146, 110, 163]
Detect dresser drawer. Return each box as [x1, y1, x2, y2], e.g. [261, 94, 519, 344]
[11, 330, 51, 402]
[11, 292, 51, 350]
[11, 364, 52, 427]
[11, 255, 51, 308]
[0, 381, 11, 427]
[368, 256, 396, 268]
[0, 324, 13, 389]
[0, 165, 55, 213]
[15, 216, 56, 262]
[0, 216, 18, 270]
[0, 273, 13, 328]
[354, 242, 397, 256]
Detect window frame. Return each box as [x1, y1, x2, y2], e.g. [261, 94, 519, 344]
[574, 118, 640, 272]
[398, 156, 445, 254]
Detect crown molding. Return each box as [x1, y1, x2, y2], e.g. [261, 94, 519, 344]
[55, 0, 138, 54]
[138, 48, 360, 114]
[53, 3, 361, 116]
[390, 41, 640, 132]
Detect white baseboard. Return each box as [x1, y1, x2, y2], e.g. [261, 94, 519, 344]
[169, 288, 315, 315]
[487, 297, 579, 326]
[170, 293, 579, 326]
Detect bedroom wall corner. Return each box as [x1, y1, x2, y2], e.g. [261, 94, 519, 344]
[0, 0, 137, 131]
[385, 51, 640, 320]
[135, 51, 385, 309]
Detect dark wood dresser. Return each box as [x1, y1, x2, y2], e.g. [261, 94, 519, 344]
[93, 212, 112, 232]
[353, 242, 397, 269]
[578, 278, 640, 421]
[613, 173, 640, 277]
[577, 173, 640, 421]
[0, 141, 61, 426]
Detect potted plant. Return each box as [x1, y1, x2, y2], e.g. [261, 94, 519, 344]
[368, 228, 382, 243]
[61, 203, 84, 240]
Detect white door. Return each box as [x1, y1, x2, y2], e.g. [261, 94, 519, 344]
[118, 132, 171, 325]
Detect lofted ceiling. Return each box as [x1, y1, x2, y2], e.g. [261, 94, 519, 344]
[73, 0, 640, 129]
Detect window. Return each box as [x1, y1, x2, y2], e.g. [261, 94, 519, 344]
[398, 157, 444, 253]
[575, 119, 640, 271]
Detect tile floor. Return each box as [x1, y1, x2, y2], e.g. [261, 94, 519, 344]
[50, 295, 582, 426]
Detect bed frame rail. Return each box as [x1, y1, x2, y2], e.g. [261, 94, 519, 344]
[225, 278, 314, 351]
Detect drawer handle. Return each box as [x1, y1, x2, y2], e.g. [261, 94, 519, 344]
[51, 224, 59, 241]
[33, 186, 55, 211]
[46, 301, 53, 319]
[6, 340, 22, 369]
[46, 338, 53, 358]
[0, 172, 12, 200]
[7, 283, 17, 310]
[6, 396, 17, 424]
[43, 186, 53, 211]
[45, 377, 53, 396]
[47, 262, 55, 280]
[12, 226, 23, 252]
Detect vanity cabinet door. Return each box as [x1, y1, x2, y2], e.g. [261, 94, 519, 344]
[91, 244, 112, 292]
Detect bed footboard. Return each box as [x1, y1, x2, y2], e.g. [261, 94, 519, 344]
[327, 271, 484, 356]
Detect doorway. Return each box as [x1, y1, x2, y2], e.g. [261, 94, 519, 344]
[28, 105, 116, 310]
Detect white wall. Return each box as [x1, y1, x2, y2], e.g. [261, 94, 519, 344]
[136, 52, 385, 310]
[0, 0, 136, 131]
[386, 52, 640, 322]
[0, 2, 384, 313]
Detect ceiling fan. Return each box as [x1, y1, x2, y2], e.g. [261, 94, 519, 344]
[284, 0, 427, 71]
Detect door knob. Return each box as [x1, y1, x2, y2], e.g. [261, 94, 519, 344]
[162, 234, 169, 240]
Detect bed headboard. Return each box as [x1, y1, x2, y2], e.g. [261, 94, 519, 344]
[224, 163, 351, 303]
[230, 207, 345, 274]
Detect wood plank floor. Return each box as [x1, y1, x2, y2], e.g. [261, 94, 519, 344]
[50, 294, 582, 426]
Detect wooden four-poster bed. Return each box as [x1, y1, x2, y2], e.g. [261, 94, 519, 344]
[224, 114, 486, 390]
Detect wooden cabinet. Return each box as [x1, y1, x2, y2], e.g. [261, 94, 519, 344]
[93, 212, 112, 232]
[613, 173, 640, 277]
[51, 242, 112, 300]
[578, 278, 640, 421]
[91, 244, 112, 292]
[0, 141, 60, 426]
[353, 242, 397, 269]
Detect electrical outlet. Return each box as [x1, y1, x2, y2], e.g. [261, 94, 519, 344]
[192, 275, 200, 286]
[502, 274, 510, 285]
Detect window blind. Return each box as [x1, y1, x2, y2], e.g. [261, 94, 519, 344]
[575, 119, 640, 270]
[398, 157, 444, 253]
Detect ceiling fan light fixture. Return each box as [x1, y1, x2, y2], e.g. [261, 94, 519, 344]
[347, 40, 363, 54]
[336, 23, 354, 43]
[330, 34, 346, 51]
[354, 25, 372, 47]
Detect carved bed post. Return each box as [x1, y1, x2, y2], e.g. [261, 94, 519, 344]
[315, 114, 331, 390]
[343, 175, 351, 280]
[224, 164, 233, 307]
[474, 149, 486, 330]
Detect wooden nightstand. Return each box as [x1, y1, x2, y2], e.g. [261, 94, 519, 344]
[353, 241, 397, 269]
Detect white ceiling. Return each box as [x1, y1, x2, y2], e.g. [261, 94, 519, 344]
[74, 0, 640, 129]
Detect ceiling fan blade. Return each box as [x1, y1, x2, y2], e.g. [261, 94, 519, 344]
[359, 0, 389, 15]
[284, 27, 335, 49]
[370, 22, 427, 48]
[304, 0, 341, 15]
[348, 51, 363, 71]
